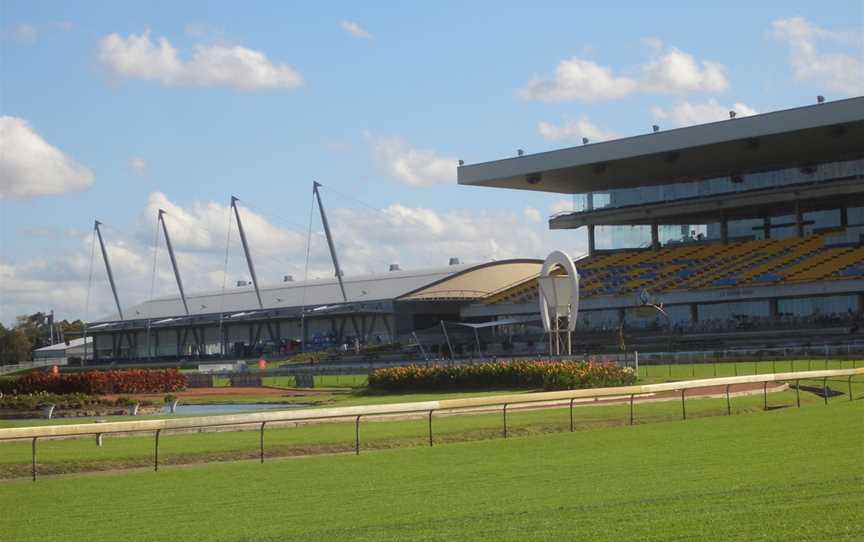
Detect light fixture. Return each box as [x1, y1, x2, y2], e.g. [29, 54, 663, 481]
[458, 159, 464, 166]
[582, 137, 589, 145]
[517, 149, 524, 156]
[817, 95, 825, 104]
[652, 125, 659, 133]
[729, 110, 737, 119]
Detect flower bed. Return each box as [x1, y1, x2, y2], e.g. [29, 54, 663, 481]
[0, 369, 186, 395]
[0, 392, 160, 419]
[368, 359, 637, 392]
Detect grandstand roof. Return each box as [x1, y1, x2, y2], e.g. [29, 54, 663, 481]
[457, 97, 864, 194]
[92, 259, 542, 323]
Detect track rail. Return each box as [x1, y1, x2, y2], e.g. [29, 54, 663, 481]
[2, 368, 861, 441]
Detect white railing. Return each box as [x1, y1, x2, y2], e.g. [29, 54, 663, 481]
[1, 368, 861, 480]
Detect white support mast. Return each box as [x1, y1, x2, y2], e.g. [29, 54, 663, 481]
[158, 210, 190, 316]
[231, 196, 264, 310]
[94, 220, 124, 320]
[312, 182, 348, 303]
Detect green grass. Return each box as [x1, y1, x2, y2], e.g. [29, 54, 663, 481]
[1, 379, 861, 479]
[1, 398, 861, 541]
[637, 358, 861, 381]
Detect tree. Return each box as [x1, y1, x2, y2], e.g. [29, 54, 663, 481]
[0, 323, 33, 365]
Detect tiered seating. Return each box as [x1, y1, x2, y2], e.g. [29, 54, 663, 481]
[483, 229, 864, 305]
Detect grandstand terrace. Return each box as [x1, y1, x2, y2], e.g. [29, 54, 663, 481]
[457, 97, 864, 351]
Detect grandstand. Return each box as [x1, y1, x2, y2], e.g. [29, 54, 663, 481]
[85, 259, 542, 361]
[458, 97, 864, 351]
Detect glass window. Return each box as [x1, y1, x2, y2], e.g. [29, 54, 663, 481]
[777, 295, 857, 317]
[572, 158, 864, 215]
[698, 300, 770, 322]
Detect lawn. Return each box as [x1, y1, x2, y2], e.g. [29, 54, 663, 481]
[1, 398, 861, 541]
[1, 377, 861, 479]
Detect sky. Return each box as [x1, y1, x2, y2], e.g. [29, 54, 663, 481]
[1, 0, 863, 324]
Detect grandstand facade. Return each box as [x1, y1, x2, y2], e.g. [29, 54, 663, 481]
[86, 259, 542, 361]
[458, 97, 864, 351]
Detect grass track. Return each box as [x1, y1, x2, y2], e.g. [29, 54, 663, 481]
[1, 400, 862, 541]
[1, 379, 862, 477]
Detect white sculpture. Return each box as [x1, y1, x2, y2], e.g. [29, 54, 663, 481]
[538, 250, 580, 356]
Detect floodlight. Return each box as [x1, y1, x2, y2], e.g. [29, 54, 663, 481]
[582, 137, 589, 145]
[652, 125, 659, 132]
[817, 95, 825, 104]
[729, 110, 737, 119]
[458, 159, 464, 166]
[517, 149, 524, 156]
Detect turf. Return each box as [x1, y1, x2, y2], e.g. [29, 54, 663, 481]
[1, 399, 861, 541]
[1, 379, 861, 479]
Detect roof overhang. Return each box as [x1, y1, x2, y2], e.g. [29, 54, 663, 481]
[457, 97, 864, 194]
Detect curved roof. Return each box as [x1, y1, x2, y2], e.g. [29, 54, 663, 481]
[93, 259, 540, 323]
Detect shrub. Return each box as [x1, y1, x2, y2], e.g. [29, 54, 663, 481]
[3, 369, 186, 395]
[0, 392, 155, 410]
[368, 359, 636, 392]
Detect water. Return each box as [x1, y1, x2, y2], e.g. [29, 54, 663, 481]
[162, 403, 308, 415]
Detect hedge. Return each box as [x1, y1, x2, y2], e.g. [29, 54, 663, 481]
[1, 369, 186, 395]
[368, 360, 637, 392]
[0, 392, 156, 410]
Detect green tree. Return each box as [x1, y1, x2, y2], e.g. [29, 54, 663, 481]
[0, 323, 33, 365]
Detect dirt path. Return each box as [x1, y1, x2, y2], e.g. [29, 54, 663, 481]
[104, 386, 337, 402]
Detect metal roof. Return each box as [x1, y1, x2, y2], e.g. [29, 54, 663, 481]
[92, 261, 528, 323]
[457, 96, 864, 194]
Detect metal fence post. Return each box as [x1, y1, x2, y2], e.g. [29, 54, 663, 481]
[726, 384, 731, 415]
[154, 429, 161, 472]
[763, 381, 768, 410]
[848, 376, 853, 401]
[31, 437, 37, 482]
[428, 410, 433, 447]
[823, 377, 828, 405]
[259, 422, 266, 463]
[681, 389, 686, 421]
[355, 415, 361, 455]
[569, 398, 575, 432]
[503, 404, 508, 439]
[796, 380, 801, 407]
[629, 394, 635, 426]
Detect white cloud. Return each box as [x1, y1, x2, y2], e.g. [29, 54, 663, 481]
[367, 134, 457, 186]
[770, 17, 864, 96]
[639, 47, 728, 94]
[537, 116, 617, 143]
[550, 199, 573, 215]
[13, 23, 37, 43]
[651, 99, 757, 127]
[129, 157, 147, 176]
[340, 20, 372, 39]
[520, 43, 729, 101]
[0, 116, 95, 199]
[520, 58, 636, 102]
[98, 29, 304, 91]
[2, 193, 583, 323]
[523, 207, 542, 223]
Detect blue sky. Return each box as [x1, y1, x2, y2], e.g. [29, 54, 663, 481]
[1, 0, 862, 323]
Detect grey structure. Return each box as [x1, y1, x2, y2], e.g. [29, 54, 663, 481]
[86, 260, 542, 361]
[456, 97, 864, 349]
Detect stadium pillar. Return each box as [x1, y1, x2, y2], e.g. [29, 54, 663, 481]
[587, 225, 596, 256]
[840, 206, 848, 228]
[762, 217, 771, 239]
[720, 218, 729, 243]
[650, 223, 660, 250]
[795, 201, 804, 237]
